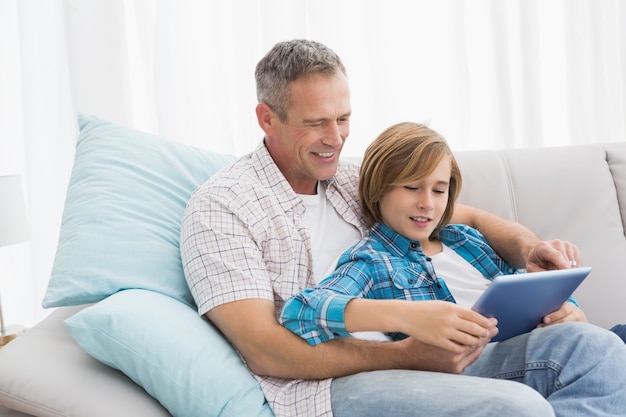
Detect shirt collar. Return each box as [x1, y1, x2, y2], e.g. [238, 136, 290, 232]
[254, 140, 339, 208]
[370, 222, 424, 258]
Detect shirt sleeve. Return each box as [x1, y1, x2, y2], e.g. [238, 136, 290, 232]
[181, 185, 275, 316]
[281, 288, 355, 345]
[280, 258, 374, 346]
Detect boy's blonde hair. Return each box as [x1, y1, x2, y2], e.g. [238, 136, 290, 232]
[358, 122, 463, 239]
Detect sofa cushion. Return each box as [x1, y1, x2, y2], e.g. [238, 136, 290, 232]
[65, 289, 274, 417]
[0, 306, 171, 417]
[42, 113, 235, 308]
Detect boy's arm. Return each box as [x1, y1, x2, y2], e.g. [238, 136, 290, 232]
[344, 298, 497, 352]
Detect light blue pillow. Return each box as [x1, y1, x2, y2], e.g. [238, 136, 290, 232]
[43, 113, 235, 308]
[65, 289, 274, 417]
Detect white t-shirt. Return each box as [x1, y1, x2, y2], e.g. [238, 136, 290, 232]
[298, 182, 361, 284]
[430, 244, 492, 308]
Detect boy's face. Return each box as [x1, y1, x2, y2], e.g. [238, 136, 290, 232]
[378, 158, 451, 252]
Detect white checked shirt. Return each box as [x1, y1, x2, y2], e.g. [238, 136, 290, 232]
[180, 142, 367, 417]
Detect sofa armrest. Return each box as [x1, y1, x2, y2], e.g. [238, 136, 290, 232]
[0, 306, 171, 417]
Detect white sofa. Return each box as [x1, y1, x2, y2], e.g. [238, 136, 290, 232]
[0, 115, 624, 417]
[454, 142, 626, 330]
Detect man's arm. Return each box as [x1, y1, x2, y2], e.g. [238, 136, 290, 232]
[207, 298, 488, 380]
[452, 203, 581, 271]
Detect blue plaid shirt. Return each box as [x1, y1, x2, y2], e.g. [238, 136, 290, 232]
[280, 222, 520, 345]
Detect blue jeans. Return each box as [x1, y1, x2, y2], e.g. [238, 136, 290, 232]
[611, 324, 626, 343]
[331, 323, 626, 417]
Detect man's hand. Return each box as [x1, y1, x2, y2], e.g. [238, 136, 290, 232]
[396, 333, 491, 374]
[538, 301, 588, 327]
[526, 239, 582, 272]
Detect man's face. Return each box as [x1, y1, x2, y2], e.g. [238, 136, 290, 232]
[265, 72, 351, 195]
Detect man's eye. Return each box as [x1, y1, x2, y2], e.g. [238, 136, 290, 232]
[404, 186, 418, 191]
[305, 120, 324, 127]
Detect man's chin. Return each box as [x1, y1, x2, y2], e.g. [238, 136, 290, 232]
[316, 166, 339, 181]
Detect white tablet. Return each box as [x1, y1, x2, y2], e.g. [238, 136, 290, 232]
[471, 267, 592, 342]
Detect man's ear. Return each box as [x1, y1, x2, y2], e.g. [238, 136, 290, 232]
[255, 103, 275, 134]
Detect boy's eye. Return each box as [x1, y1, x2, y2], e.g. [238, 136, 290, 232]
[404, 186, 447, 194]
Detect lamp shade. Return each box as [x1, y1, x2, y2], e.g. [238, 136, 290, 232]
[0, 175, 29, 247]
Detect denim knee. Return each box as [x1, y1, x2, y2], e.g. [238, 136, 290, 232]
[485, 379, 555, 417]
[536, 322, 624, 359]
[331, 370, 555, 417]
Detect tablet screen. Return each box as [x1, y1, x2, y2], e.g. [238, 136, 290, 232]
[471, 267, 592, 342]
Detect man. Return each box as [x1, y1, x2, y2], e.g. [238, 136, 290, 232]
[181, 39, 626, 416]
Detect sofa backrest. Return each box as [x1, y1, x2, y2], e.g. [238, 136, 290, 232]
[454, 142, 626, 328]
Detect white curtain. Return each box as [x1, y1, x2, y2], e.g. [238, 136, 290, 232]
[1, 0, 625, 327]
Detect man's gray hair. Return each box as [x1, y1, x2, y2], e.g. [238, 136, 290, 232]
[255, 39, 347, 121]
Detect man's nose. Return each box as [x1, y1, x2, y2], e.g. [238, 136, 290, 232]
[322, 122, 344, 146]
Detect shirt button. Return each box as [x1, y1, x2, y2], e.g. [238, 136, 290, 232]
[410, 242, 418, 250]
